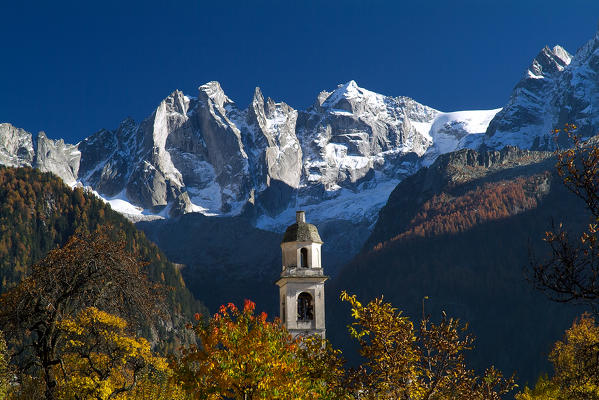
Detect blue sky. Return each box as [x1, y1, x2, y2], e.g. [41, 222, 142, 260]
[1, 0, 598, 143]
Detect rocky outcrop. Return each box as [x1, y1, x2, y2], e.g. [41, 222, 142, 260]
[0, 77, 545, 223]
[34, 132, 80, 185]
[483, 29, 599, 149]
[243, 87, 302, 190]
[296, 81, 438, 192]
[0, 123, 80, 185]
[78, 118, 138, 197]
[0, 123, 34, 168]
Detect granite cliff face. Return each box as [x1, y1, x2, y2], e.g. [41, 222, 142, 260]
[35, 132, 80, 185]
[0, 123, 80, 185]
[2, 27, 599, 234]
[0, 124, 34, 168]
[0, 81, 497, 229]
[478, 30, 599, 149]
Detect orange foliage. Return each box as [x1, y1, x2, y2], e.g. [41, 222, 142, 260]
[374, 173, 550, 251]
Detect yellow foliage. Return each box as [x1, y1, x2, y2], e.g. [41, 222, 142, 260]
[54, 307, 168, 400]
[340, 291, 515, 399]
[517, 313, 599, 400]
[0, 331, 9, 400]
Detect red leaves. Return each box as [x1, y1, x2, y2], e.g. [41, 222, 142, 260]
[258, 312, 268, 323]
[243, 299, 255, 312]
[175, 299, 316, 399]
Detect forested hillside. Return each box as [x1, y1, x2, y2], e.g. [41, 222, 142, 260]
[0, 166, 205, 331]
[328, 147, 587, 385]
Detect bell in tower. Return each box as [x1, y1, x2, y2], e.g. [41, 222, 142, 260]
[276, 211, 328, 339]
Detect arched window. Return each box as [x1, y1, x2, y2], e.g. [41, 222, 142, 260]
[300, 248, 308, 268]
[297, 292, 314, 321]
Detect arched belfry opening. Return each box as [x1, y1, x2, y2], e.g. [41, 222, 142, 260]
[297, 292, 314, 321]
[300, 248, 308, 268]
[276, 211, 328, 338]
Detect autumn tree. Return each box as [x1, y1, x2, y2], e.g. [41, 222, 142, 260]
[174, 300, 347, 400]
[124, 371, 191, 400]
[340, 292, 418, 399]
[531, 125, 599, 305]
[54, 307, 169, 400]
[340, 292, 516, 399]
[295, 335, 350, 400]
[0, 331, 9, 400]
[516, 313, 599, 400]
[0, 228, 164, 400]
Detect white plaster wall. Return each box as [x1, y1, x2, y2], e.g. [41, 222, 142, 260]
[280, 242, 322, 269]
[279, 281, 325, 331]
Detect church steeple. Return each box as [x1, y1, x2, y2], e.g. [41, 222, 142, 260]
[276, 211, 327, 338]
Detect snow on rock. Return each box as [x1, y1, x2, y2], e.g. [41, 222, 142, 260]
[482, 35, 599, 149]
[5, 26, 599, 240]
[422, 109, 503, 166]
[256, 177, 401, 232]
[0, 80, 501, 230]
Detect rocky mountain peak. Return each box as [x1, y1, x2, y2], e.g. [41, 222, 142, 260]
[337, 79, 359, 94]
[320, 80, 383, 114]
[198, 81, 233, 110]
[118, 116, 136, 129]
[0, 71, 538, 227]
[34, 131, 80, 185]
[552, 45, 572, 65]
[485, 24, 599, 148]
[0, 123, 34, 167]
[570, 27, 599, 68]
[115, 117, 137, 143]
[162, 89, 189, 115]
[315, 90, 332, 108]
[252, 87, 265, 107]
[528, 45, 572, 79]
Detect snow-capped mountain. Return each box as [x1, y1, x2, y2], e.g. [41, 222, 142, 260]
[476, 29, 599, 150]
[0, 80, 498, 229]
[3, 26, 599, 231]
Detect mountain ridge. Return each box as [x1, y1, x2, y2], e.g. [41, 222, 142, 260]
[328, 144, 587, 385]
[0, 80, 501, 228]
[3, 26, 599, 232]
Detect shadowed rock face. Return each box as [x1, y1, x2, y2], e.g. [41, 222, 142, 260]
[364, 145, 554, 251]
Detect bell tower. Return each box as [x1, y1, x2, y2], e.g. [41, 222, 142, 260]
[276, 211, 327, 339]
